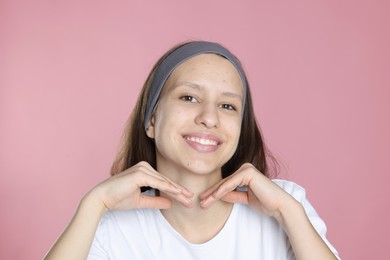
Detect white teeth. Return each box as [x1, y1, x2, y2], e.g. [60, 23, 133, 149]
[185, 137, 218, 146]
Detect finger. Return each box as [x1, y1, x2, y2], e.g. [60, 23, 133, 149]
[150, 175, 194, 199]
[138, 175, 193, 208]
[210, 180, 243, 202]
[200, 176, 249, 209]
[140, 166, 194, 198]
[213, 177, 248, 199]
[177, 187, 194, 198]
[199, 180, 224, 200]
[200, 182, 230, 209]
[220, 191, 249, 205]
[200, 169, 250, 200]
[155, 184, 193, 208]
[164, 193, 194, 208]
[140, 174, 185, 196]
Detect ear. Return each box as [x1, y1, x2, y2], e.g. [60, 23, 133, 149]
[145, 115, 155, 139]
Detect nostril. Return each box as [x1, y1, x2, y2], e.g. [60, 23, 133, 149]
[194, 105, 220, 128]
[195, 115, 220, 128]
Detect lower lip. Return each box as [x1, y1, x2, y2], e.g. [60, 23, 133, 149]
[184, 139, 219, 153]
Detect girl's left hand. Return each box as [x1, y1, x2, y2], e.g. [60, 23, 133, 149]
[200, 163, 295, 219]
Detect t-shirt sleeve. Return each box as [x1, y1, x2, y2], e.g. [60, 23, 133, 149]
[273, 179, 341, 259]
[87, 214, 109, 260]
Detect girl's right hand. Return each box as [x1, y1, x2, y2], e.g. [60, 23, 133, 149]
[88, 161, 194, 212]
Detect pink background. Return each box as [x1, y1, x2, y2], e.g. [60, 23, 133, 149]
[1, 0, 389, 259]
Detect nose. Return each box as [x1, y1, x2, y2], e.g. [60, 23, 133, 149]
[194, 103, 220, 128]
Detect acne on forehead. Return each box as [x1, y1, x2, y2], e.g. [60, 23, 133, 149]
[167, 54, 244, 91]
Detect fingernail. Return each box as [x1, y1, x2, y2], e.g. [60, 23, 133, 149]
[200, 200, 208, 209]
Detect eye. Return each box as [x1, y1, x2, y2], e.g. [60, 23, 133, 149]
[180, 95, 198, 103]
[220, 104, 237, 111]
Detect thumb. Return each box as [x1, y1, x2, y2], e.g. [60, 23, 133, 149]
[138, 195, 173, 209]
[221, 191, 249, 205]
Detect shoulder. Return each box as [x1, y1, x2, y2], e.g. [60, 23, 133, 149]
[271, 179, 318, 224]
[271, 179, 319, 219]
[271, 178, 305, 191]
[272, 179, 308, 202]
[90, 207, 161, 258]
[95, 206, 160, 247]
[97, 208, 155, 236]
[272, 179, 341, 258]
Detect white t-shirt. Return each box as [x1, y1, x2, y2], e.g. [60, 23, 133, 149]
[88, 179, 340, 259]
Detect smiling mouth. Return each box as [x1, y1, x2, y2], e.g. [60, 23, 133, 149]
[184, 136, 218, 146]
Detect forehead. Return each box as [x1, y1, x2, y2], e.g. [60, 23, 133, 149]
[164, 53, 244, 91]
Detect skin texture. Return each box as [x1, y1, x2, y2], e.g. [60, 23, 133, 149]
[147, 54, 243, 177]
[44, 54, 337, 260]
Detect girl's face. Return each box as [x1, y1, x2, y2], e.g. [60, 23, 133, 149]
[146, 54, 244, 176]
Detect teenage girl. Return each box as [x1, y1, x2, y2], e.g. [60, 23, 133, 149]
[45, 41, 340, 259]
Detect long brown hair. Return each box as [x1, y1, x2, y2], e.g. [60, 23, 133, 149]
[111, 42, 278, 178]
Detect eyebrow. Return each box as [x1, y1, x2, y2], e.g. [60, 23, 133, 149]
[173, 82, 243, 102]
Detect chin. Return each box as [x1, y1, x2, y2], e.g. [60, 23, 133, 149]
[182, 160, 224, 176]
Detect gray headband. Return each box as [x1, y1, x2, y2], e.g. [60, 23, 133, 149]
[144, 41, 247, 131]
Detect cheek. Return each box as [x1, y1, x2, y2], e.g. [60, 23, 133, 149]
[227, 117, 242, 135]
[153, 108, 182, 141]
[227, 119, 242, 148]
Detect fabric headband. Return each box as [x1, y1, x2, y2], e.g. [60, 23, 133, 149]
[144, 41, 248, 131]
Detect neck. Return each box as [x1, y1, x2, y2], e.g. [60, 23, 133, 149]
[160, 198, 233, 244]
[157, 163, 233, 244]
[157, 161, 223, 207]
